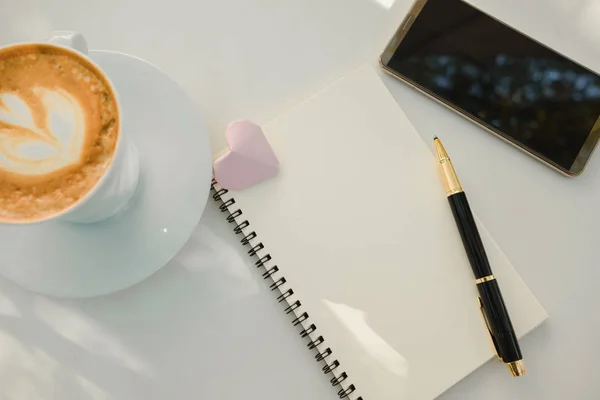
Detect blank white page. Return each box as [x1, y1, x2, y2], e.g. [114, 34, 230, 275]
[216, 65, 547, 400]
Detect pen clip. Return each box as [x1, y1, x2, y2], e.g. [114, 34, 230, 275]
[478, 296, 503, 361]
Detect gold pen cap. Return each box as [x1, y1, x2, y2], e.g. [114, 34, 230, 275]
[433, 137, 463, 196]
[507, 360, 526, 377]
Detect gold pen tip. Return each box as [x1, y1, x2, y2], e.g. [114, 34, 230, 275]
[507, 360, 526, 377]
[433, 135, 438, 141]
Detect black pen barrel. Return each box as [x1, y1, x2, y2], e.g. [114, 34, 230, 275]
[448, 192, 522, 363]
[477, 279, 522, 362]
[448, 192, 492, 279]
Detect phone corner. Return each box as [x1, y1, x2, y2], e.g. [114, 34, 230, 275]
[378, 53, 389, 70]
[566, 167, 585, 177]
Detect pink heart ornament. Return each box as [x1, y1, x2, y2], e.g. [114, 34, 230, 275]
[213, 120, 279, 190]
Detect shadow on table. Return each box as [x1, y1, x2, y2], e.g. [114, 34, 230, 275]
[0, 203, 264, 399]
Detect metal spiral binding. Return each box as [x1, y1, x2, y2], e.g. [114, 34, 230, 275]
[211, 179, 362, 400]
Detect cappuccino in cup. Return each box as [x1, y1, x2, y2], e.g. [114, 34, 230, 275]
[0, 44, 119, 223]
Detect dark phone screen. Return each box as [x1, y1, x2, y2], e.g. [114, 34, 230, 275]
[386, 0, 600, 170]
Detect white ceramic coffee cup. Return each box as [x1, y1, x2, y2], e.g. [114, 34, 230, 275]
[1, 31, 140, 224]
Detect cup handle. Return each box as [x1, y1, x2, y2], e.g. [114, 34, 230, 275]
[47, 31, 88, 55]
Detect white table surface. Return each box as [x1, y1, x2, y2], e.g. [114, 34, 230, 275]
[1, 0, 599, 399]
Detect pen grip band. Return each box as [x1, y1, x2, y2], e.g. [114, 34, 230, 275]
[477, 279, 522, 363]
[447, 192, 493, 278]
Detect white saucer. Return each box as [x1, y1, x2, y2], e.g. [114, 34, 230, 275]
[0, 51, 212, 298]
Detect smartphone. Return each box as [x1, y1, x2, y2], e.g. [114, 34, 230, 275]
[380, 0, 600, 176]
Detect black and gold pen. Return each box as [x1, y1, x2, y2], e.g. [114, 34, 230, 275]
[433, 137, 525, 377]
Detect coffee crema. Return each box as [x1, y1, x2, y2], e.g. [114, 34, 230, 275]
[0, 44, 119, 222]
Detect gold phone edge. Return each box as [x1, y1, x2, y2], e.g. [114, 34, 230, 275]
[379, 0, 600, 177]
[380, 0, 427, 66]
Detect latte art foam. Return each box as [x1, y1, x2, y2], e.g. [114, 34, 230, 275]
[0, 87, 85, 175]
[0, 44, 119, 222]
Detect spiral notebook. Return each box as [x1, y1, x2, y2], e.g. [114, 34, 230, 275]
[211, 65, 547, 400]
